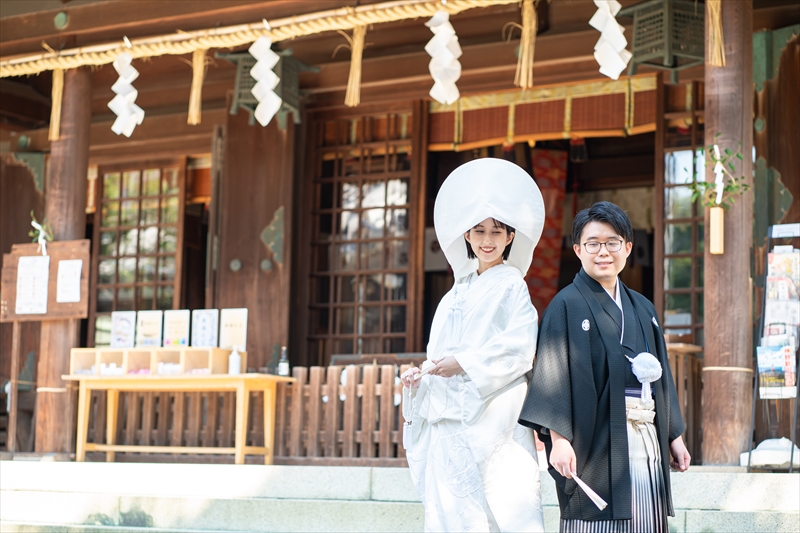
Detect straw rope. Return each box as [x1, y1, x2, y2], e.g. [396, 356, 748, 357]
[706, 0, 726, 67]
[514, 0, 536, 89]
[0, 0, 517, 78]
[344, 26, 367, 107]
[187, 49, 207, 125]
[48, 68, 64, 141]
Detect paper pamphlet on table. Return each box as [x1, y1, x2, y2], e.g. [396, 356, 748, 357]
[15, 255, 50, 314]
[219, 308, 247, 351]
[163, 310, 190, 347]
[191, 309, 219, 347]
[56, 259, 82, 303]
[110, 311, 137, 348]
[136, 310, 164, 347]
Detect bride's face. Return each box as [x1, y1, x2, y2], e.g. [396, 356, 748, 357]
[465, 218, 514, 273]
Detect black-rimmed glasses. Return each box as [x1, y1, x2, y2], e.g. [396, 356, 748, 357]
[582, 240, 623, 253]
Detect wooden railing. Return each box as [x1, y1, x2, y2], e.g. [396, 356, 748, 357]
[274, 364, 411, 466]
[85, 353, 702, 465]
[666, 343, 703, 464]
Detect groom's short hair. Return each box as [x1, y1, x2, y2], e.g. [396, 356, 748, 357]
[572, 202, 634, 245]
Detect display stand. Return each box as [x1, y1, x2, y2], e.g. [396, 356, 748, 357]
[747, 224, 800, 472]
[0, 240, 90, 452]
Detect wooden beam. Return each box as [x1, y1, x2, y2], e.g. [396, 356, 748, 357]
[702, 0, 755, 465]
[19, 106, 227, 153]
[36, 67, 92, 453]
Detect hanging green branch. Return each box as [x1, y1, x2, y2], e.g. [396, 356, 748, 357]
[687, 133, 750, 210]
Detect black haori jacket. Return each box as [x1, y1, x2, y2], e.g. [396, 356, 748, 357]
[519, 269, 685, 521]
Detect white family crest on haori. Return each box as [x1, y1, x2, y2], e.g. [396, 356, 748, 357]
[582, 319, 591, 331]
[249, 35, 282, 127]
[433, 158, 545, 279]
[108, 52, 145, 137]
[425, 10, 462, 105]
[589, 0, 632, 80]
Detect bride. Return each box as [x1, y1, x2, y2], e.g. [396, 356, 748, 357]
[401, 158, 546, 532]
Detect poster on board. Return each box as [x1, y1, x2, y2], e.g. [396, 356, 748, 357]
[15, 255, 50, 314]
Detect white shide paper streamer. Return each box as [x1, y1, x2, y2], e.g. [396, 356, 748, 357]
[248, 35, 282, 127]
[108, 52, 145, 137]
[589, 0, 632, 80]
[712, 144, 725, 205]
[425, 10, 462, 105]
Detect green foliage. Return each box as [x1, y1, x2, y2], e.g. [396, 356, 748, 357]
[686, 138, 751, 210]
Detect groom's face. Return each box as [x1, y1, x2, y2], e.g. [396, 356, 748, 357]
[573, 221, 633, 285]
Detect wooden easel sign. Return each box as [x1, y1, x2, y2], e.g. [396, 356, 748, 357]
[0, 239, 90, 452]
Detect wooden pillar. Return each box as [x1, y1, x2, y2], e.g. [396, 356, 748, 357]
[35, 67, 92, 453]
[702, 1, 754, 464]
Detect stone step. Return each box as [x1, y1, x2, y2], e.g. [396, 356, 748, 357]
[1, 461, 797, 533]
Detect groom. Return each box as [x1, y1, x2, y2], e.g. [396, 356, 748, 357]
[519, 201, 690, 532]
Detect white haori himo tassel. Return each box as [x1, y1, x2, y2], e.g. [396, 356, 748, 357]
[627, 352, 662, 402]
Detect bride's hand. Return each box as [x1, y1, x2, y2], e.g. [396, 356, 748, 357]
[429, 356, 463, 378]
[401, 367, 421, 388]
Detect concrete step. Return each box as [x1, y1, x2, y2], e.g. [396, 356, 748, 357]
[1, 461, 798, 533]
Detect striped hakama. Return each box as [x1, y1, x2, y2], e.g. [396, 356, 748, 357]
[560, 397, 667, 533]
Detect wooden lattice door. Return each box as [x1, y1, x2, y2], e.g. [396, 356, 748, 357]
[89, 159, 186, 346]
[303, 111, 422, 366]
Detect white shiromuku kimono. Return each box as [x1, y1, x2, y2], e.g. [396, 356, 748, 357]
[403, 264, 545, 532]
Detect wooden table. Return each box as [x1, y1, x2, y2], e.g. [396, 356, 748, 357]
[63, 373, 294, 465]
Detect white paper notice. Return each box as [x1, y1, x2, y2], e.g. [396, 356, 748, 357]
[56, 259, 82, 303]
[219, 308, 248, 351]
[191, 309, 219, 347]
[15, 255, 50, 314]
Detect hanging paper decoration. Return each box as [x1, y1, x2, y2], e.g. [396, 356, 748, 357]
[712, 144, 725, 205]
[248, 36, 282, 127]
[425, 10, 462, 105]
[107, 52, 145, 137]
[589, 0, 632, 80]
